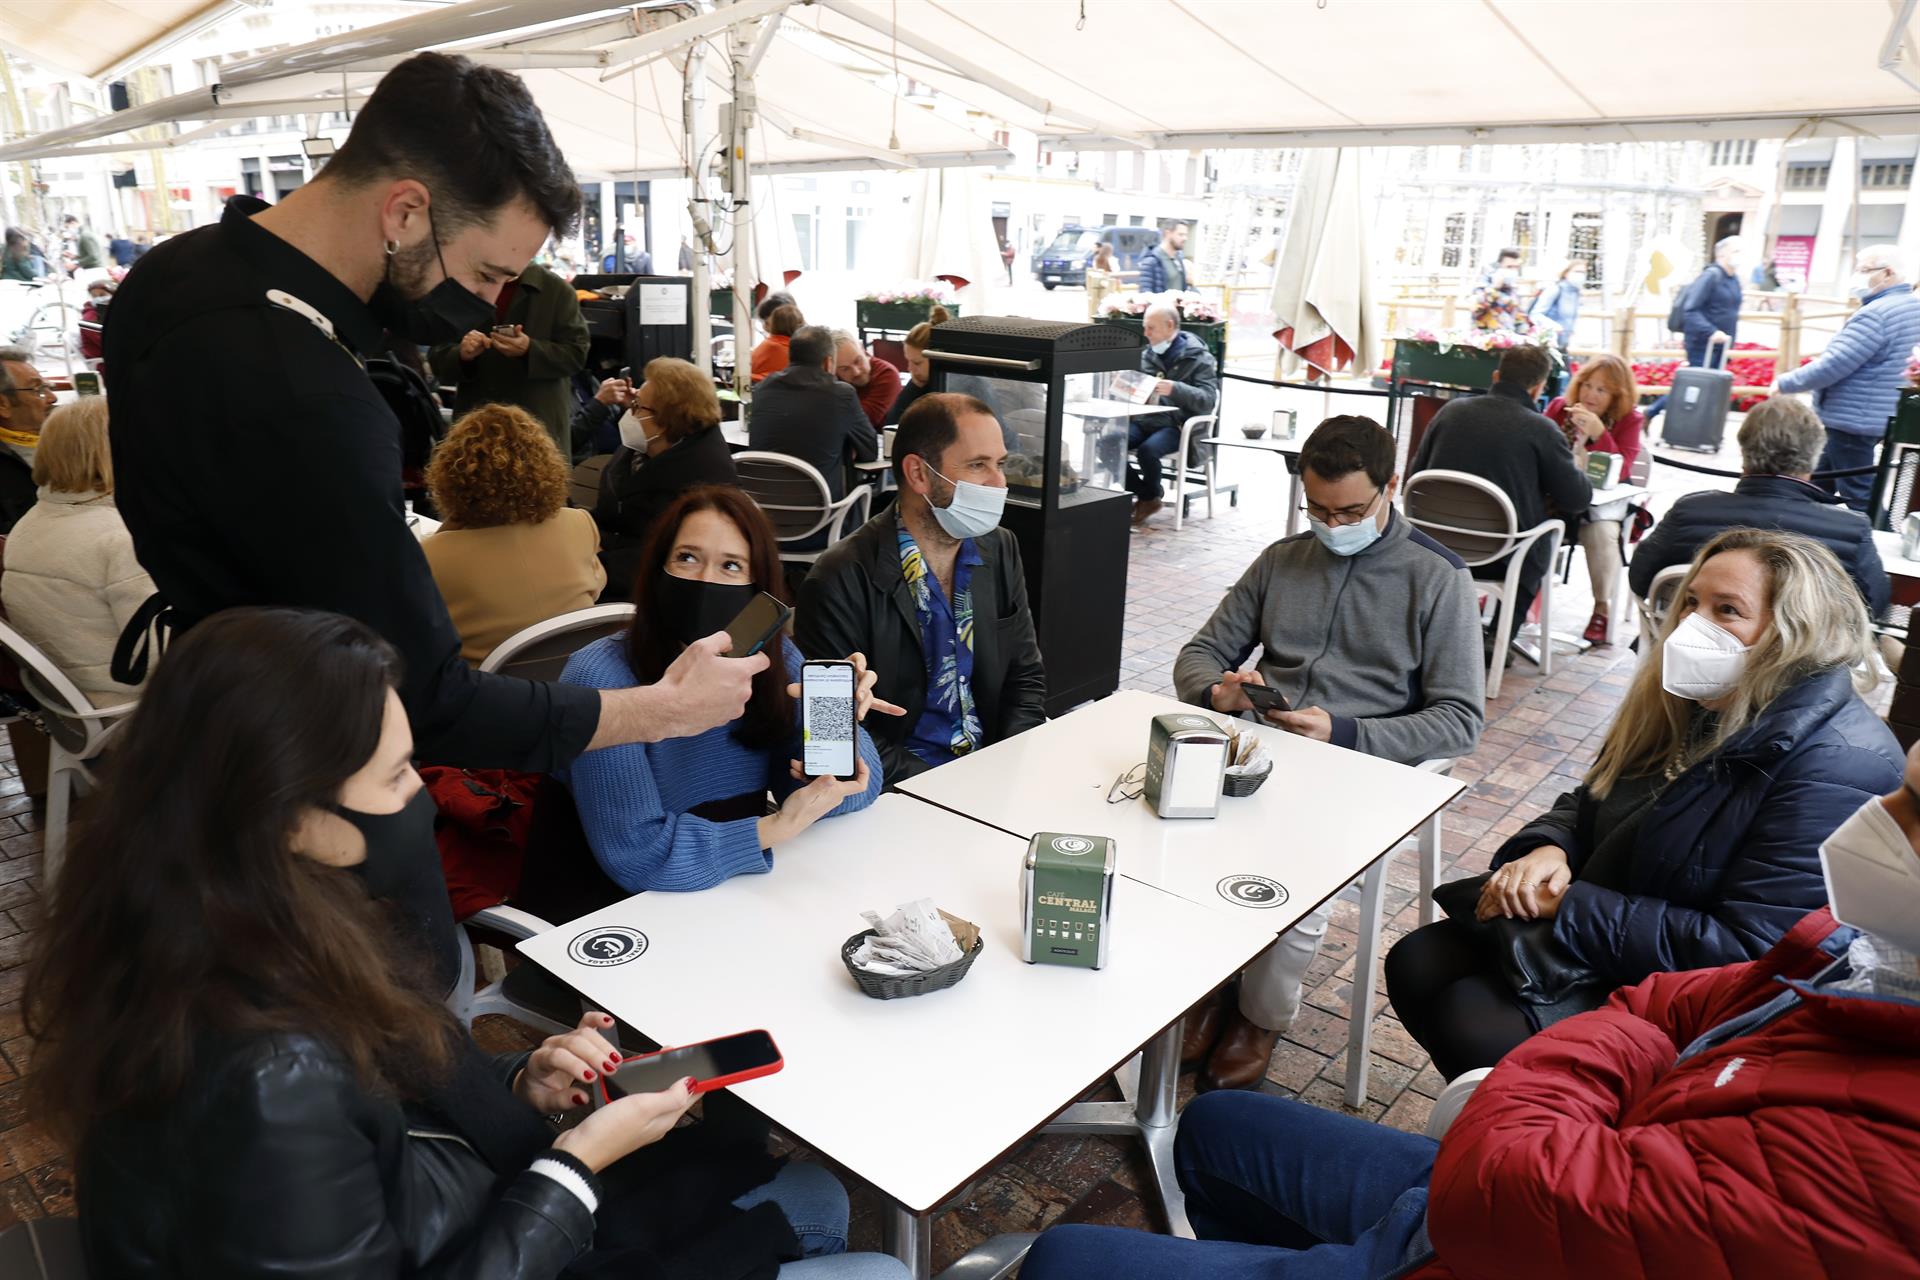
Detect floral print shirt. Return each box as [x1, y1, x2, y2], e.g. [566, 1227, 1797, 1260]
[897, 519, 984, 765]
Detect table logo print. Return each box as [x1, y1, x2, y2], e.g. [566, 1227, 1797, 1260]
[568, 925, 650, 967]
[1217, 875, 1289, 909]
[1051, 836, 1095, 856]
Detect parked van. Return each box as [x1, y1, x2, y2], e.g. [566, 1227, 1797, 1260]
[1033, 224, 1161, 289]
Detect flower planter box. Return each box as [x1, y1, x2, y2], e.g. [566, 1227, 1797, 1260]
[857, 299, 959, 333]
[1389, 340, 1501, 391]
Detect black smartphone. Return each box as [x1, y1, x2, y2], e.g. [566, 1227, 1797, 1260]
[599, 1029, 784, 1102]
[1241, 682, 1292, 715]
[491, 323, 518, 337]
[801, 659, 858, 780]
[724, 591, 792, 658]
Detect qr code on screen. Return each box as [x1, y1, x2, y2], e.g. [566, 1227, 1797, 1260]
[808, 697, 854, 742]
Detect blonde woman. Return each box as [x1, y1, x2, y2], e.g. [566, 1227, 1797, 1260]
[1386, 528, 1903, 1079]
[422, 403, 605, 664]
[1543, 354, 1645, 643]
[1, 398, 154, 704]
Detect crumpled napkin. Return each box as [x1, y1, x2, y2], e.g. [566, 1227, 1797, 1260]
[1225, 722, 1273, 777]
[851, 898, 966, 977]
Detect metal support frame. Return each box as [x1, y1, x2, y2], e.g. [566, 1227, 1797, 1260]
[1042, 1020, 1192, 1236]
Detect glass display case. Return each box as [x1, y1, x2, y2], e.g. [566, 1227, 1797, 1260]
[922, 317, 1144, 714]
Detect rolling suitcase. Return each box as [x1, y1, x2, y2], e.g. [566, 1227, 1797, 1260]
[1662, 336, 1733, 452]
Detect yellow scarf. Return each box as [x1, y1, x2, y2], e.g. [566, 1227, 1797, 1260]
[0, 424, 37, 451]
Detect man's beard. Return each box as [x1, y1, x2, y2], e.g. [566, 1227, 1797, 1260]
[387, 235, 440, 302]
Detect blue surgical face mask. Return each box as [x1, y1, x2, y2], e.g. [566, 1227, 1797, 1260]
[1149, 337, 1174, 355]
[924, 462, 1007, 539]
[1307, 490, 1383, 557]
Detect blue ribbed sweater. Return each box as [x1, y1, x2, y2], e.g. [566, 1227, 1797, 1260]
[558, 634, 883, 892]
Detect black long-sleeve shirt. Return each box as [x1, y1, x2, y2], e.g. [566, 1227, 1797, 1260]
[105, 198, 599, 771]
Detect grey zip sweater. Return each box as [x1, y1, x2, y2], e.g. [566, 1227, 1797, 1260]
[1173, 510, 1486, 766]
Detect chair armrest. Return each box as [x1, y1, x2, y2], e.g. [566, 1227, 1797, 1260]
[1509, 517, 1564, 560]
[1425, 1066, 1494, 1139]
[827, 486, 871, 543]
[1418, 757, 1457, 776]
[464, 904, 557, 942]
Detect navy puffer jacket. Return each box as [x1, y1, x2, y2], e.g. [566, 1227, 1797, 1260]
[1492, 665, 1902, 986]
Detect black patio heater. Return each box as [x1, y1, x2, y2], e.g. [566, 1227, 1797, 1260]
[922, 316, 1143, 715]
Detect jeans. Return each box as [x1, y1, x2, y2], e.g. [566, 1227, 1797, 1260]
[1129, 417, 1184, 500]
[1019, 1092, 1437, 1280]
[1816, 428, 1880, 513]
[732, 1163, 913, 1279]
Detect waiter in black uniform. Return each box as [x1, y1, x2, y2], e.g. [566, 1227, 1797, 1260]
[107, 52, 764, 775]
[105, 54, 764, 988]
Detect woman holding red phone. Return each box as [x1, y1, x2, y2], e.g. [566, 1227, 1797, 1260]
[559, 486, 896, 900]
[26, 608, 908, 1279]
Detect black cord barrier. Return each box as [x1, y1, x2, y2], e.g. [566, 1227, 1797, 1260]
[1220, 371, 1395, 399]
[1648, 451, 1878, 481]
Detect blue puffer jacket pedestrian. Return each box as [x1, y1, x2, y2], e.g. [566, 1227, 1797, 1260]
[1490, 665, 1902, 986]
[1777, 281, 1920, 437]
[1680, 262, 1745, 365]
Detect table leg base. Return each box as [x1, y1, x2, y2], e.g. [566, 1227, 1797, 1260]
[884, 1203, 934, 1280]
[1043, 1101, 1192, 1238]
[936, 1233, 1040, 1280]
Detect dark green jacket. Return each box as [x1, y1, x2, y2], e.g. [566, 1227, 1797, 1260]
[429, 262, 588, 449]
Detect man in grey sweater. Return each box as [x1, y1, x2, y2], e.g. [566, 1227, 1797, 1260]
[1173, 415, 1485, 1091]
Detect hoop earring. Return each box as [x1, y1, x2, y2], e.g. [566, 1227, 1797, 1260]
[383, 239, 399, 256]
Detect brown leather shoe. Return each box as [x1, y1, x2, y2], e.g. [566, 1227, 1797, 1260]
[1180, 986, 1229, 1066]
[1130, 497, 1164, 527]
[1200, 1007, 1282, 1092]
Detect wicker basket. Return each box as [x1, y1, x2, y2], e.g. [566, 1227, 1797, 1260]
[842, 915, 984, 1000]
[1223, 761, 1273, 799]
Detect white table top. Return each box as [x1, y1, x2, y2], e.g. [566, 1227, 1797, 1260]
[896, 690, 1464, 929]
[1589, 483, 1648, 507]
[518, 794, 1276, 1214]
[722, 421, 749, 448]
[1063, 397, 1171, 419]
[1874, 528, 1920, 583]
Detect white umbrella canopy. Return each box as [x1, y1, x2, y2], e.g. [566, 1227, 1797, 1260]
[900, 166, 1002, 311]
[1269, 147, 1376, 381]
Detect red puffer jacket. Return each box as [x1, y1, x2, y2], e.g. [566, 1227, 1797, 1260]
[1416, 908, 1920, 1279]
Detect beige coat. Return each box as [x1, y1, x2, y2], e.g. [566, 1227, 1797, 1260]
[422, 508, 607, 665]
[1, 489, 155, 705]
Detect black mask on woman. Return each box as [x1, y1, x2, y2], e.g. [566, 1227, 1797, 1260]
[329, 787, 458, 994]
[655, 573, 759, 648]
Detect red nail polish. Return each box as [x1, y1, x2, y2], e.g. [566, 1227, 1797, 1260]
[573, 1093, 587, 1107]
[583, 1070, 595, 1081]
[610, 1052, 623, 1063]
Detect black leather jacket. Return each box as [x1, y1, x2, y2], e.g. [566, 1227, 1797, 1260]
[79, 1033, 596, 1278]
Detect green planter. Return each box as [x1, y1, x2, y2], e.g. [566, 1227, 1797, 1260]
[1390, 340, 1501, 390]
[857, 299, 959, 333]
[1099, 314, 1227, 369]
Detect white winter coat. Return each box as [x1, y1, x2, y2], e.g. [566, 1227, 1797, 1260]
[1, 489, 153, 705]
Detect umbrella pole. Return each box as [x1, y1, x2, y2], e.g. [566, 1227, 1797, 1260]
[727, 6, 755, 415]
[685, 37, 712, 375]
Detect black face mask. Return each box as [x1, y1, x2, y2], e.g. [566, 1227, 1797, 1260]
[372, 208, 495, 345]
[328, 786, 458, 994]
[655, 572, 758, 648]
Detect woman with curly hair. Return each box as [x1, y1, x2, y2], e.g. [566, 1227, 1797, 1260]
[422, 402, 606, 664]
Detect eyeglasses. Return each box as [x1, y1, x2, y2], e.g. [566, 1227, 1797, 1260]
[1107, 762, 1147, 804]
[1301, 487, 1381, 527]
[2, 382, 52, 401]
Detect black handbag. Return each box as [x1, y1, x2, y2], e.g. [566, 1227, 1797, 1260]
[1431, 873, 1608, 1010]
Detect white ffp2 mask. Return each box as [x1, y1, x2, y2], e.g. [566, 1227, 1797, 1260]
[1661, 611, 1752, 702]
[1819, 794, 1920, 955]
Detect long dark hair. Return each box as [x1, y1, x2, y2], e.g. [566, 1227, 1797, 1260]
[24, 608, 456, 1146]
[627, 486, 793, 748]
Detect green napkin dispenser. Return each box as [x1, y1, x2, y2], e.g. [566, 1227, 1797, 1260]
[1021, 832, 1115, 969]
[1143, 713, 1228, 819]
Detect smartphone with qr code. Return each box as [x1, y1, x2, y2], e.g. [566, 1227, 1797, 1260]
[801, 660, 858, 780]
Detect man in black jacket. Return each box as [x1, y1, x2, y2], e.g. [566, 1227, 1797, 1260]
[1128, 301, 1220, 526]
[1411, 343, 1592, 635]
[748, 324, 877, 501]
[796, 392, 1046, 782]
[0, 347, 51, 532]
[1629, 396, 1890, 617]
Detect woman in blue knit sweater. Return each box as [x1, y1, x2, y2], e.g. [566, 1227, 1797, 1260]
[561, 486, 887, 892]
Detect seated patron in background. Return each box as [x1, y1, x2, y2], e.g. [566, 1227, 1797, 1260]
[1, 228, 41, 282]
[1630, 396, 1889, 621]
[33, 607, 912, 1280]
[797, 393, 1046, 782]
[561, 486, 889, 895]
[1171, 415, 1485, 1091]
[749, 325, 879, 502]
[569, 372, 633, 460]
[1126, 301, 1220, 528]
[830, 329, 901, 429]
[594, 356, 740, 599]
[422, 404, 605, 664]
[1, 399, 153, 705]
[1411, 343, 1592, 651]
[1543, 353, 1644, 643]
[0, 345, 52, 532]
[1388, 529, 1903, 1080]
[1776, 244, 1920, 511]
[1021, 759, 1920, 1280]
[429, 260, 590, 453]
[79, 279, 113, 367]
[751, 298, 802, 383]
[887, 306, 953, 425]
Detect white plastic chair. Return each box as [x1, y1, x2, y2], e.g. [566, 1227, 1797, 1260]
[1403, 470, 1565, 699]
[1635, 563, 1689, 645]
[732, 451, 872, 566]
[1425, 1066, 1495, 1139]
[447, 902, 579, 1037]
[1172, 412, 1227, 531]
[478, 604, 636, 681]
[1413, 757, 1457, 929]
[0, 618, 135, 884]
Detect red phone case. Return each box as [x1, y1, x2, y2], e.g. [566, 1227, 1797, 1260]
[597, 1030, 784, 1104]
